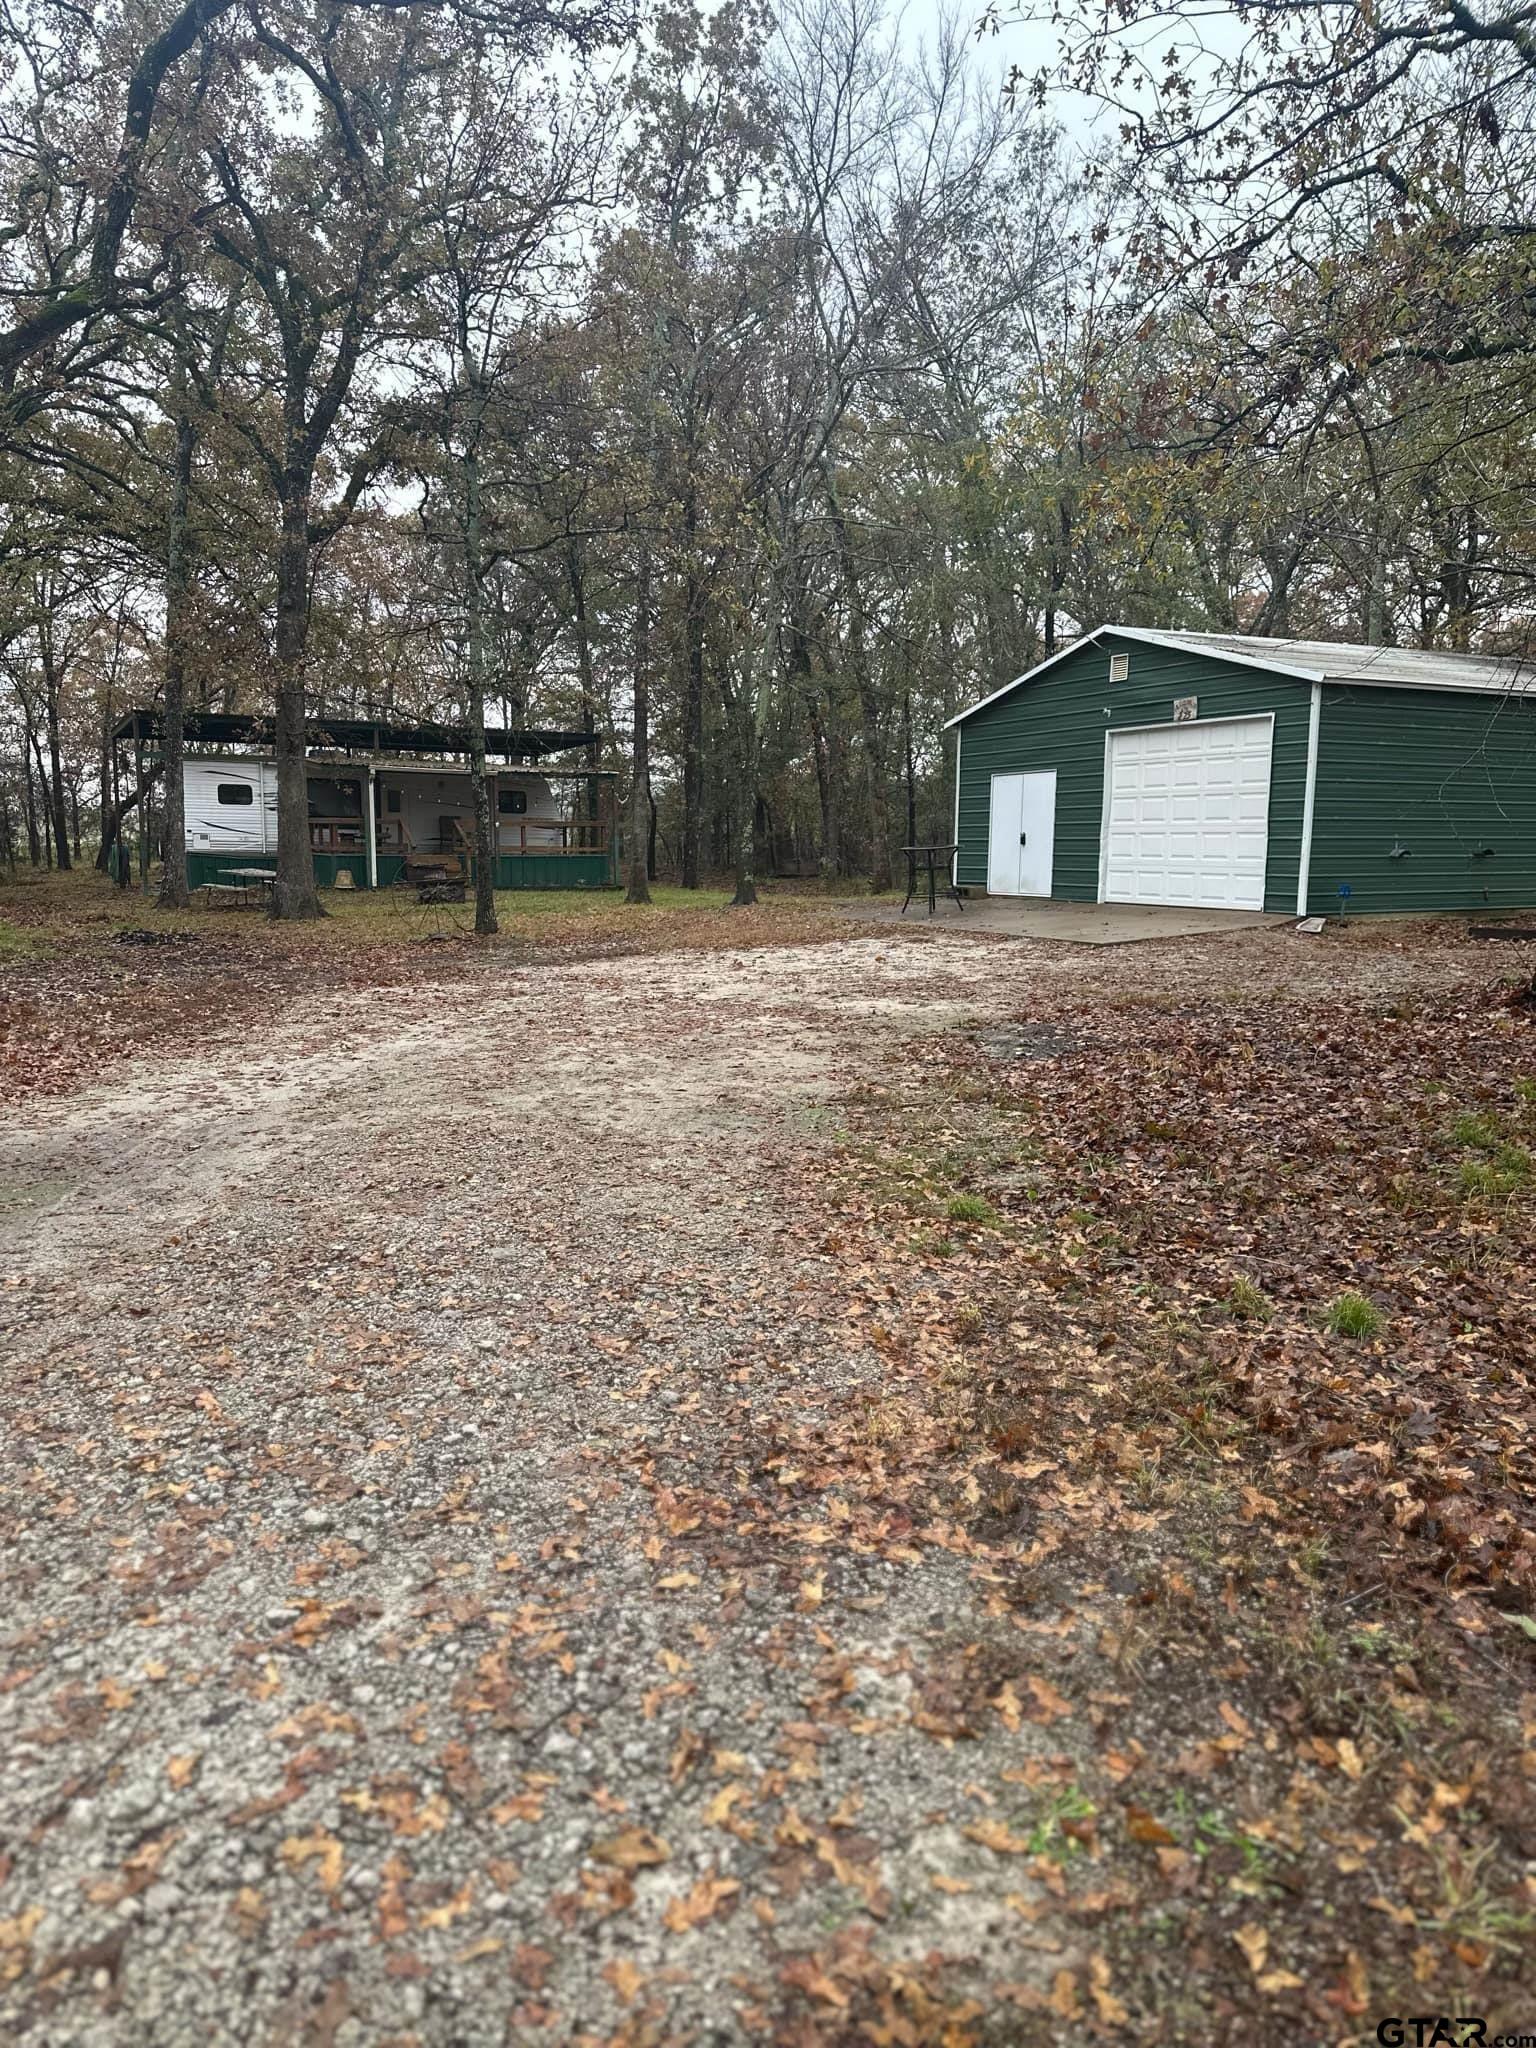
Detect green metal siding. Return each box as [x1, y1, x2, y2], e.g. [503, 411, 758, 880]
[954, 635, 1312, 912]
[188, 851, 372, 891]
[494, 854, 611, 890]
[186, 850, 610, 892]
[187, 852, 272, 890]
[1311, 685, 1536, 914]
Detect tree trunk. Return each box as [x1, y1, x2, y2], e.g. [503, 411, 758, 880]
[728, 709, 758, 908]
[466, 682, 496, 936]
[681, 567, 705, 889]
[936, 574, 960, 724]
[1043, 500, 1071, 658]
[626, 552, 652, 904]
[823, 473, 891, 891]
[789, 583, 838, 885]
[463, 442, 498, 938]
[22, 737, 41, 866]
[97, 771, 159, 875]
[807, 692, 838, 885]
[902, 688, 917, 851]
[39, 761, 53, 865]
[272, 474, 321, 919]
[157, 363, 195, 910]
[567, 540, 601, 824]
[39, 629, 70, 872]
[727, 571, 782, 909]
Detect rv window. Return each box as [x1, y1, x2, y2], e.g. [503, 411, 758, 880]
[216, 783, 255, 806]
[497, 788, 528, 815]
[385, 789, 402, 815]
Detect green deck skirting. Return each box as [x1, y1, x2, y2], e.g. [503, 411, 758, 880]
[495, 854, 610, 889]
[186, 849, 610, 892]
[187, 852, 275, 890]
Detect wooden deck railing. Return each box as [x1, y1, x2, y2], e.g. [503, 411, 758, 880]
[497, 819, 608, 855]
[309, 815, 365, 851]
[366, 817, 610, 861]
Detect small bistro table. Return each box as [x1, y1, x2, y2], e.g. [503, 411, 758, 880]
[900, 844, 964, 918]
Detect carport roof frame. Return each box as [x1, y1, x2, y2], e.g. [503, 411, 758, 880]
[114, 709, 601, 762]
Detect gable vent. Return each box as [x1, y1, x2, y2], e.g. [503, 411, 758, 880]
[1108, 652, 1129, 682]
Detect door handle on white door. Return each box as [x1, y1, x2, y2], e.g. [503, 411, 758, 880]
[1019, 833, 1027, 846]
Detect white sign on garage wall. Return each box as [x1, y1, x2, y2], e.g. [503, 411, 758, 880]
[1173, 695, 1198, 721]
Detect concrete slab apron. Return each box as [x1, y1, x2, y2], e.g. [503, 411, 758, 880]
[838, 899, 1281, 945]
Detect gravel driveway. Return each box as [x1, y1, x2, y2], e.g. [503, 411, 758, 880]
[0, 935, 1069, 2047]
[2, 923, 1522, 2046]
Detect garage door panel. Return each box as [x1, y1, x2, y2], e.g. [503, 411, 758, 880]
[1103, 717, 1272, 911]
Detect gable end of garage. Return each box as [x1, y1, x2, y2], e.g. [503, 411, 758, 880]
[952, 635, 1313, 911]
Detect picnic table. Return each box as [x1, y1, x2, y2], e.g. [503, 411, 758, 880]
[204, 866, 277, 908]
[900, 844, 964, 918]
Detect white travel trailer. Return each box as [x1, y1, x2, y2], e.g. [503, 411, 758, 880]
[114, 710, 617, 893]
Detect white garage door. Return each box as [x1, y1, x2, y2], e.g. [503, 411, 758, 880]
[1102, 716, 1273, 910]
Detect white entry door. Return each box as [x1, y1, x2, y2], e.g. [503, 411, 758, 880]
[1102, 716, 1272, 910]
[987, 771, 1056, 897]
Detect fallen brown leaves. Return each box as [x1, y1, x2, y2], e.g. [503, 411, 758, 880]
[279, 1829, 344, 1898]
[5, 913, 1532, 2048]
[755, 943, 1536, 2040]
[0, 870, 873, 1104]
[590, 1828, 670, 1872]
[660, 1871, 738, 1932]
[834, 979, 1536, 1610]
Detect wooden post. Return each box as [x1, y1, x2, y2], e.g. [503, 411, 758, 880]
[364, 763, 378, 890]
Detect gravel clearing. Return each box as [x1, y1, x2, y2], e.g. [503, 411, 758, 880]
[1, 922, 1524, 2045]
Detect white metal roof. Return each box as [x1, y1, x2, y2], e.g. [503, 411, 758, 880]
[1125, 628, 1535, 694]
[943, 626, 1536, 729]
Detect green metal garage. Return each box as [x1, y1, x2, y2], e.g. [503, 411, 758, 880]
[947, 627, 1536, 917]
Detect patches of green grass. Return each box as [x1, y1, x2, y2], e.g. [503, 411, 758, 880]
[1457, 1145, 1531, 1198]
[1226, 1274, 1272, 1322]
[1448, 1102, 1532, 1200]
[946, 1192, 1000, 1227]
[0, 917, 44, 961]
[1421, 1841, 1536, 1960]
[1326, 1290, 1384, 1339]
[1346, 1622, 1415, 1664]
[1021, 1784, 1097, 1862]
[1450, 1111, 1502, 1151]
[1170, 1796, 1285, 1893]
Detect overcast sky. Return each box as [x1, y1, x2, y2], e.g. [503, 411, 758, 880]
[883, 0, 1125, 150]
